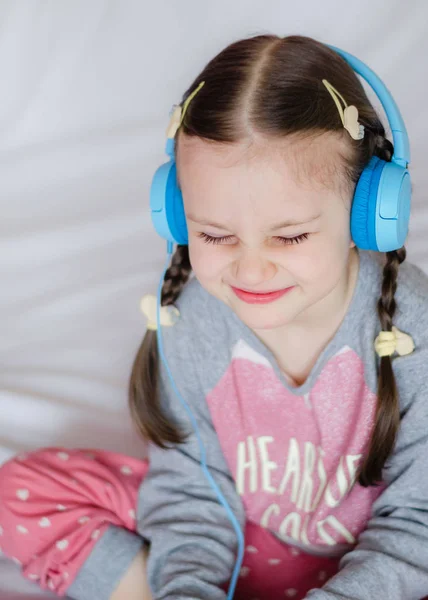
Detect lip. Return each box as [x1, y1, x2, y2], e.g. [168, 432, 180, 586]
[231, 285, 295, 304]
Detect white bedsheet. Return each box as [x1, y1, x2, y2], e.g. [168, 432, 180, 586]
[1, 1, 427, 597]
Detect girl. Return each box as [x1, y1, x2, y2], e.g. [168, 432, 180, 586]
[1, 33, 428, 600]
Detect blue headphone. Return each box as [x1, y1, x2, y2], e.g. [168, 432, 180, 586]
[150, 45, 411, 253]
[149, 45, 412, 600]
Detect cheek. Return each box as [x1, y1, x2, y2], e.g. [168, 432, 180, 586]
[188, 241, 229, 282]
[286, 235, 349, 286]
[311, 237, 351, 287]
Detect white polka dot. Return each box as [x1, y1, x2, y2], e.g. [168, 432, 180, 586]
[12, 557, 22, 565]
[57, 452, 69, 461]
[268, 558, 281, 565]
[16, 489, 29, 501]
[318, 570, 327, 581]
[0, 525, 3, 536]
[56, 539, 69, 551]
[290, 547, 300, 556]
[78, 516, 90, 525]
[64, 572, 69, 580]
[48, 580, 55, 590]
[120, 465, 133, 475]
[28, 574, 39, 581]
[16, 525, 29, 534]
[239, 566, 250, 578]
[57, 504, 67, 511]
[39, 517, 51, 528]
[246, 545, 258, 553]
[128, 509, 136, 520]
[285, 590, 298, 597]
[91, 529, 100, 540]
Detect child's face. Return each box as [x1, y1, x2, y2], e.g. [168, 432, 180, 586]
[176, 132, 356, 332]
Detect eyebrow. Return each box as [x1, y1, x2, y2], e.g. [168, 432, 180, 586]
[186, 213, 322, 230]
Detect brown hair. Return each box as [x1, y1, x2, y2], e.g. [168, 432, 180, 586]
[129, 34, 406, 487]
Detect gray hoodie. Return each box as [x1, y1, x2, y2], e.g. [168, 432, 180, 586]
[69, 249, 428, 600]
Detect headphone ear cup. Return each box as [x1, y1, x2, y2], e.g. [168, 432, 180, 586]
[375, 161, 411, 252]
[150, 160, 188, 245]
[351, 156, 411, 252]
[166, 162, 188, 245]
[351, 156, 384, 251]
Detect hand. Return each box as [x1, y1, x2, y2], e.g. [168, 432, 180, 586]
[109, 547, 152, 600]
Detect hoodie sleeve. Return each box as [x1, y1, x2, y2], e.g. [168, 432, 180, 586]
[136, 350, 246, 600]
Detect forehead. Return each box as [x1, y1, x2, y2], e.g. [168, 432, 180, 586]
[176, 131, 351, 200]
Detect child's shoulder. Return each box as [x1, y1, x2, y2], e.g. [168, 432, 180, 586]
[365, 250, 428, 334]
[397, 257, 428, 299]
[388, 257, 428, 380]
[394, 257, 428, 334]
[176, 276, 227, 323]
[168, 276, 236, 347]
[362, 252, 428, 412]
[176, 275, 216, 309]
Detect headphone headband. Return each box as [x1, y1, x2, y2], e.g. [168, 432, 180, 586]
[327, 45, 410, 168]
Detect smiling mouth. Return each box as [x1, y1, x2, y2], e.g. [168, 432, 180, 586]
[230, 285, 295, 304]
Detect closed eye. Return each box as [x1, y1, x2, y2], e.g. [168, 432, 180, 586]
[198, 232, 310, 245]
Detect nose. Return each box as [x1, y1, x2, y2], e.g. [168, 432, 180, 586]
[232, 248, 277, 288]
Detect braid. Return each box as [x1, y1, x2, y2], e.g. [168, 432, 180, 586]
[357, 132, 407, 486]
[129, 245, 192, 447]
[358, 247, 406, 486]
[161, 245, 192, 306]
[373, 134, 393, 162]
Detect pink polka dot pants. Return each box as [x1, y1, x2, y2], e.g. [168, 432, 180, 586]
[0, 448, 147, 596]
[2, 447, 418, 600]
[227, 520, 341, 600]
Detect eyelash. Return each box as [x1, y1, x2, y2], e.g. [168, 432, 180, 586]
[198, 232, 310, 246]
